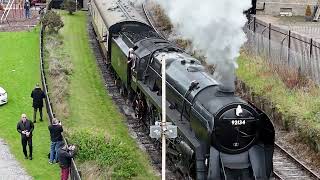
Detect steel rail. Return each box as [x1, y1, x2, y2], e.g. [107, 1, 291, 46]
[274, 142, 320, 180]
[142, 3, 166, 39]
[273, 171, 284, 180]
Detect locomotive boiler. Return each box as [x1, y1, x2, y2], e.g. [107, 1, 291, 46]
[89, 0, 275, 179]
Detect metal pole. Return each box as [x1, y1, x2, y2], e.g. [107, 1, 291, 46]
[76, 0, 77, 11]
[268, 23, 271, 58]
[288, 30, 291, 64]
[310, 38, 313, 57]
[253, 17, 256, 33]
[161, 56, 166, 180]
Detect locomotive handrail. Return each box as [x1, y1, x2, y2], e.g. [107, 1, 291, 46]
[222, 117, 256, 120]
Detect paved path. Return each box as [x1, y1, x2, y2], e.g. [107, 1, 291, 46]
[0, 139, 32, 180]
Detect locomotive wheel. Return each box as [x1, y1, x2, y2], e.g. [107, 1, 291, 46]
[119, 84, 126, 97]
[184, 173, 193, 180]
[147, 106, 156, 126]
[114, 75, 120, 87]
[148, 106, 161, 149]
[127, 89, 134, 102]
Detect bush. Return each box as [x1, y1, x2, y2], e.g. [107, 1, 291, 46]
[62, 0, 77, 15]
[237, 54, 320, 152]
[153, 4, 172, 31]
[45, 33, 72, 119]
[306, 5, 312, 17]
[68, 129, 140, 179]
[41, 10, 64, 33]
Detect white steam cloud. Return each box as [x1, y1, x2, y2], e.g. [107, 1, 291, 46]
[152, 0, 251, 91]
[129, 0, 146, 5]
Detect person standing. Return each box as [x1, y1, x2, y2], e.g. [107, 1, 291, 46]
[48, 118, 64, 164]
[24, 0, 31, 19]
[59, 144, 76, 180]
[31, 83, 45, 123]
[17, 114, 34, 160]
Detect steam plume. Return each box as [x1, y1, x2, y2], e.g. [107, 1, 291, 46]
[152, 0, 251, 91]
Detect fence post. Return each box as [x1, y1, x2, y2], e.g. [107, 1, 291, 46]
[288, 30, 291, 64]
[310, 38, 313, 57]
[268, 23, 271, 58]
[253, 17, 256, 33]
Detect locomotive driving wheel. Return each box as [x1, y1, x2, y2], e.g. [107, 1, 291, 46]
[146, 106, 161, 149]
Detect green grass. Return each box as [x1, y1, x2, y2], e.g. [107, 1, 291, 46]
[237, 54, 320, 151]
[51, 11, 156, 179]
[0, 29, 60, 179]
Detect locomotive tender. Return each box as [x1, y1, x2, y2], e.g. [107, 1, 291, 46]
[89, 0, 275, 179]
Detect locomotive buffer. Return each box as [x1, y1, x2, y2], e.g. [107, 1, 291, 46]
[150, 57, 177, 180]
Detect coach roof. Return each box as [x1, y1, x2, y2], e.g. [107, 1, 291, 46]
[93, 0, 151, 34]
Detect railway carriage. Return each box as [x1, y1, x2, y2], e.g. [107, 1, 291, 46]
[89, 0, 275, 179]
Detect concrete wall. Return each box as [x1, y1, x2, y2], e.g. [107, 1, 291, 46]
[257, 0, 318, 16]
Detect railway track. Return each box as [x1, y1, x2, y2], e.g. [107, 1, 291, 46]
[142, 3, 320, 180]
[87, 16, 180, 180]
[141, 3, 166, 39]
[273, 142, 320, 180]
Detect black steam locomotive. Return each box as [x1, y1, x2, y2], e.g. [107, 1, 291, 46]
[89, 0, 274, 179]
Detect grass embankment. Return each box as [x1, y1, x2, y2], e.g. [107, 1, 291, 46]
[0, 29, 60, 179]
[237, 54, 320, 151]
[44, 11, 157, 179]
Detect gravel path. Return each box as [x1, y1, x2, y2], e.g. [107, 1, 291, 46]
[0, 139, 32, 180]
[0, 9, 40, 32]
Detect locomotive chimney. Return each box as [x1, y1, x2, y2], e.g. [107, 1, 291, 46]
[217, 71, 235, 94]
[218, 84, 235, 93]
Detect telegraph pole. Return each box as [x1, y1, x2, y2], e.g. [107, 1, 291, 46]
[161, 56, 166, 180]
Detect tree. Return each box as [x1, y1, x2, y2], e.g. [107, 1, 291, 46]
[40, 10, 64, 33]
[305, 5, 312, 17]
[62, 0, 77, 15]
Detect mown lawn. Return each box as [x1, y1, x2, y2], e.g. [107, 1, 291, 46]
[56, 11, 156, 179]
[0, 29, 60, 179]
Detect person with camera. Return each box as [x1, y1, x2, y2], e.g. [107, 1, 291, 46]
[48, 118, 64, 164]
[17, 114, 34, 160]
[58, 143, 76, 180]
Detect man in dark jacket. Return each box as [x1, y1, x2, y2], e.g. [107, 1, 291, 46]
[59, 144, 76, 180]
[31, 83, 45, 123]
[24, 0, 31, 19]
[48, 118, 64, 164]
[17, 114, 34, 160]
